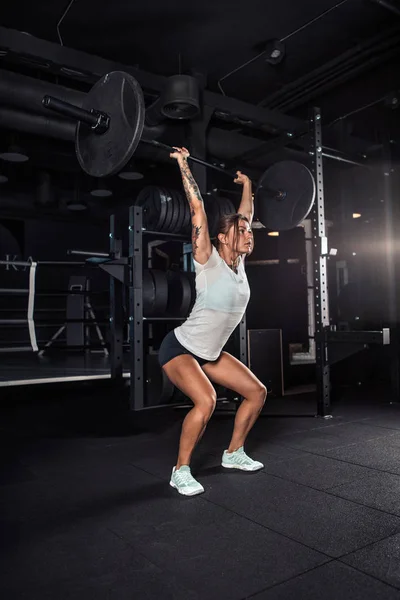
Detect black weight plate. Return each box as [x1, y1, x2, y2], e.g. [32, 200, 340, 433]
[166, 270, 193, 317]
[178, 189, 190, 235]
[166, 270, 180, 316]
[157, 187, 170, 232]
[160, 187, 175, 233]
[136, 186, 166, 231]
[185, 271, 196, 313]
[205, 194, 219, 238]
[167, 189, 180, 233]
[146, 354, 174, 406]
[170, 189, 183, 233]
[210, 195, 219, 238]
[156, 187, 168, 232]
[203, 195, 213, 236]
[179, 272, 194, 317]
[143, 269, 155, 317]
[180, 190, 191, 236]
[136, 187, 155, 230]
[225, 197, 236, 215]
[76, 71, 145, 178]
[256, 160, 316, 231]
[150, 270, 168, 315]
[219, 196, 228, 217]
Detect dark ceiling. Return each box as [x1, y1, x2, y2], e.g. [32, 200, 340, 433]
[1, 0, 396, 103]
[0, 0, 399, 221]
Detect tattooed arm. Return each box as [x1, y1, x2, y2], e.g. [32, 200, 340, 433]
[170, 147, 212, 265]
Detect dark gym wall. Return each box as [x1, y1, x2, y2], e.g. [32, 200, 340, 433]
[1, 216, 110, 299]
[1, 217, 108, 259]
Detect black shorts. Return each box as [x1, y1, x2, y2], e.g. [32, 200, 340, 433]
[158, 330, 216, 368]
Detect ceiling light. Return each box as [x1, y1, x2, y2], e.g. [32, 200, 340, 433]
[90, 188, 113, 197]
[90, 180, 113, 197]
[268, 231, 279, 237]
[0, 145, 29, 163]
[118, 168, 144, 181]
[352, 213, 362, 219]
[67, 198, 87, 211]
[67, 188, 87, 211]
[264, 40, 285, 65]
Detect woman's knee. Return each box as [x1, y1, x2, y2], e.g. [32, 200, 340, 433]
[196, 390, 217, 421]
[249, 382, 267, 406]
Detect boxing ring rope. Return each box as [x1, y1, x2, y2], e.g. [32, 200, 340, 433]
[27, 261, 38, 352]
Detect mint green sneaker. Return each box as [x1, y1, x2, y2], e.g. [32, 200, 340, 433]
[169, 466, 205, 496]
[222, 447, 264, 472]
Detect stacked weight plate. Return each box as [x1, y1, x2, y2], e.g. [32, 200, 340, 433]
[143, 269, 195, 318]
[136, 186, 191, 234]
[136, 187, 235, 236]
[142, 270, 168, 317]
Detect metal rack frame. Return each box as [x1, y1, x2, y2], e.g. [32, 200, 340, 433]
[308, 107, 391, 417]
[103, 106, 393, 414]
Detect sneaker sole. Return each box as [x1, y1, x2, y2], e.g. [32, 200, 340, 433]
[169, 481, 205, 496]
[221, 462, 264, 472]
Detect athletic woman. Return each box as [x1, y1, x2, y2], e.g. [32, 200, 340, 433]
[158, 147, 267, 496]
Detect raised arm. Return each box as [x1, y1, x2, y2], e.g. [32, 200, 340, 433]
[235, 171, 254, 224]
[170, 147, 212, 265]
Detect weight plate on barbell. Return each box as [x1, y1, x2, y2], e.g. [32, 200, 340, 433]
[256, 160, 315, 231]
[76, 71, 145, 178]
[225, 197, 236, 215]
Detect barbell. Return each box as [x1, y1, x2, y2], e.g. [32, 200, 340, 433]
[41, 70, 316, 230]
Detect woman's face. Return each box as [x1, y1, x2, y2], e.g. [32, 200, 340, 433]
[227, 219, 253, 255]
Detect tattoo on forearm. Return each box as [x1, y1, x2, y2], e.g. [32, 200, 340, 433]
[192, 224, 202, 258]
[180, 159, 203, 207]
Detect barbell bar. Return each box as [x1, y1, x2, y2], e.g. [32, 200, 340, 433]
[42, 70, 316, 230]
[42, 94, 277, 190]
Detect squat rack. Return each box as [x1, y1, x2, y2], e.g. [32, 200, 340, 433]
[117, 106, 390, 415]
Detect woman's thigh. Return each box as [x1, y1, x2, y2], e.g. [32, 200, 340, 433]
[201, 352, 266, 399]
[163, 354, 217, 408]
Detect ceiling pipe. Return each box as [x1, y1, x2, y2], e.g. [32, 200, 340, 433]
[0, 107, 76, 141]
[0, 69, 166, 140]
[0, 69, 84, 115]
[370, 0, 400, 17]
[259, 25, 400, 111]
[0, 104, 310, 174]
[272, 43, 400, 113]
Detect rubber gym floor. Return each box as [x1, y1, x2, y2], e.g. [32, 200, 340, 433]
[2, 383, 400, 599]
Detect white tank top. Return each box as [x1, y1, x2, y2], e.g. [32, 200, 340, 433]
[174, 246, 250, 361]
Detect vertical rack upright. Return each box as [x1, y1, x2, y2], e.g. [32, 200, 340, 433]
[129, 206, 144, 410]
[109, 214, 124, 381]
[309, 107, 331, 416]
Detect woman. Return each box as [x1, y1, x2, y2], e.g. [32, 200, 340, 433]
[158, 147, 267, 496]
